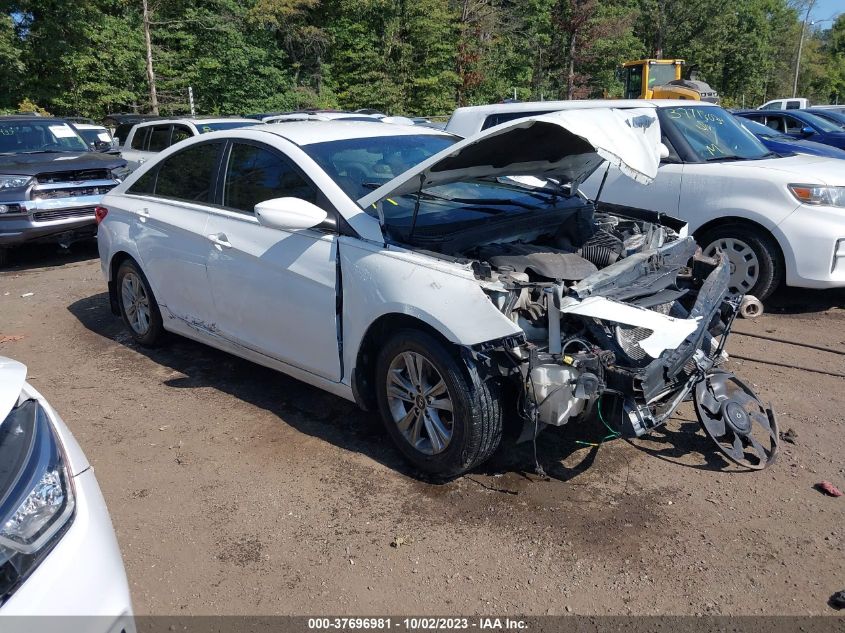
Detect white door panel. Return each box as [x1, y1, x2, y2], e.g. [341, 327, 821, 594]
[205, 212, 341, 381]
[129, 198, 216, 327]
[581, 163, 684, 217]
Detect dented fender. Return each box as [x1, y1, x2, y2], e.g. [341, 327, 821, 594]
[338, 236, 521, 380]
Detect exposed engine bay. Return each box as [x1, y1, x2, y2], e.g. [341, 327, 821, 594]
[427, 200, 779, 470]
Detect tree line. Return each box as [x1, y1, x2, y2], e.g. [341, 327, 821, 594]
[0, 0, 842, 118]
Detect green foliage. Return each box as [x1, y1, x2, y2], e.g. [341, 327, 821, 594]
[0, 0, 842, 118]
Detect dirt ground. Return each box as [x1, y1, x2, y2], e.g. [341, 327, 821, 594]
[1, 241, 843, 616]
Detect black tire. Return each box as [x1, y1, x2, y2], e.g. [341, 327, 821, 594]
[698, 223, 783, 301]
[375, 329, 502, 479]
[116, 259, 165, 346]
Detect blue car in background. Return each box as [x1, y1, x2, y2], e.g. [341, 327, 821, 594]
[804, 108, 845, 129]
[734, 109, 845, 150]
[738, 117, 845, 159]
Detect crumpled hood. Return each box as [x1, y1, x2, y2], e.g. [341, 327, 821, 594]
[0, 356, 27, 422]
[0, 151, 126, 176]
[358, 107, 662, 209]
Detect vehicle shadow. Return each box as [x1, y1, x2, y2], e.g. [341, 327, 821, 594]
[765, 286, 845, 315]
[67, 291, 736, 483]
[3, 239, 99, 272]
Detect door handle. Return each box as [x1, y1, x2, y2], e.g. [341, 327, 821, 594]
[208, 232, 232, 248]
[138, 207, 150, 222]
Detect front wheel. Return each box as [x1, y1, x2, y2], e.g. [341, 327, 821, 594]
[116, 259, 165, 346]
[699, 224, 783, 300]
[375, 329, 502, 479]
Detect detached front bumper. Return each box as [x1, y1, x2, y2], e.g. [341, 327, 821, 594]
[616, 253, 736, 435]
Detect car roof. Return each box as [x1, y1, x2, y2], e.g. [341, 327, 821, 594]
[448, 99, 718, 117]
[135, 117, 257, 126]
[260, 120, 454, 146]
[0, 115, 72, 122]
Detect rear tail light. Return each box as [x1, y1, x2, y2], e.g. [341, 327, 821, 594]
[94, 206, 108, 224]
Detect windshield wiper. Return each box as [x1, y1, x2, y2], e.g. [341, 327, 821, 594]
[20, 150, 66, 154]
[704, 155, 746, 162]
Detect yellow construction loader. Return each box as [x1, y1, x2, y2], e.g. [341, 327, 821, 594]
[619, 59, 720, 103]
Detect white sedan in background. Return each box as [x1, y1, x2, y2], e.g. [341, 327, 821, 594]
[96, 114, 777, 477]
[0, 357, 133, 626]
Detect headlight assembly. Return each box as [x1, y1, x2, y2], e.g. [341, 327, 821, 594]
[110, 166, 131, 182]
[0, 175, 33, 190]
[0, 399, 75, 603]
[788, 184, 845, 208]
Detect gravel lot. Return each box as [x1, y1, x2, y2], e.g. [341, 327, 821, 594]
[1, 241, 843, 616]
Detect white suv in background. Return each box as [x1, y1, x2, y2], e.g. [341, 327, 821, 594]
[121, 117, 260, 170]
[447, 99, 845, 300]
[0, 357, 133, 624]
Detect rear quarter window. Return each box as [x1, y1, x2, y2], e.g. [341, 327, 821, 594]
[130, 126, 149, 150]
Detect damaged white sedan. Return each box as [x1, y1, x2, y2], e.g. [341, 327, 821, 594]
[97, 110, 778, 478]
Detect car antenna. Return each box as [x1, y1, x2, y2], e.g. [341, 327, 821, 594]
[407, 173, 425, 242]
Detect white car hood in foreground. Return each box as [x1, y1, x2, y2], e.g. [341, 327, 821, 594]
[731, 153, 845, 186]
[0, 356, 27, 421]
[358, 107, 662, 209]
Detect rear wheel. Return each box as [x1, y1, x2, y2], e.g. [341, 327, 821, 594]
[375, 329, 502, 479]
[116, 259, 164, 346]
[699, 224, 783, 300]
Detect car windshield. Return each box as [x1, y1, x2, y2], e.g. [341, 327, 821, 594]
[76, 127, 112, 146]
[366, 178, 574, 234]
[804, 111, 845, 131]
[814, 110, 845, 127]
[740, 118, 791, 140]
[660, 106, 771, 161]
[195, 121, 261, 133]
[0, 120, 89, 153]
[302, 134, 457, 202]
[648, 63, 678, 88]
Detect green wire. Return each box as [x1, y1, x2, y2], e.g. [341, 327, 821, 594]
[575, 395, 621, 447]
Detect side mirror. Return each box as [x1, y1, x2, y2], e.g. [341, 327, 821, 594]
[801, 126, 814, 136]
[658, 142, 670, 160]
[254, 197, 327, 231]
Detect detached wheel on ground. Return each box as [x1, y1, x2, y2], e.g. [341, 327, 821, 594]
[116, 259, 164, 346]
[699, 224, 783, 300]
[375, 329, 502, 479]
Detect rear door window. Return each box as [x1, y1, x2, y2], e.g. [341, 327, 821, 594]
[782, 115, 805, 135]
[130, 126, 150, 150]
[154, 142, 223, 203]
[764, 115, 787, 134]
[147, 125, 172, 152]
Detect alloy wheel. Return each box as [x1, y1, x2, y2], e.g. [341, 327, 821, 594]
[385, 351, 454, 455]
[121, 271, 151, 336]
